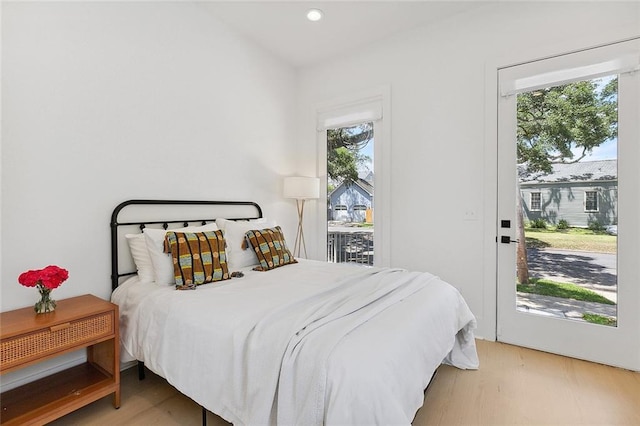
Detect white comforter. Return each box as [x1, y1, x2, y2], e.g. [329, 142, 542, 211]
[112, 260, 478, 425]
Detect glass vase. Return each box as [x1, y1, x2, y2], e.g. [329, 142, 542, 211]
[35, 285, 56, 314]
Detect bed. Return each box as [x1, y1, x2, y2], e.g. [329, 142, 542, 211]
[110, 200, 479, 425]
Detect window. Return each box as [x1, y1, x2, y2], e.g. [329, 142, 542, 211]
[585, 191, 599, 212]
[318, 86, 390, 267]
[334, 205, 347, 211]
[530, 192, 542, 211]
[354, 205, 367, 211]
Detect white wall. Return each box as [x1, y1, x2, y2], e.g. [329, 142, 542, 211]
[2, 0, 638, 389]
[1, 2, 297, 386]
[296, 1, 640, 339]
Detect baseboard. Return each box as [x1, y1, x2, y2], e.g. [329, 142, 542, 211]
[0, 350, 86, 392]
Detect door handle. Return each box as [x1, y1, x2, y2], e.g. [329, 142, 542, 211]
[500, 236, 519, 244]
[50, 322, 71, 332]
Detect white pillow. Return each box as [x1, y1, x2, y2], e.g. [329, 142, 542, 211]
[143, 223, 219, 285]
[125, 233, 155, 283]
[216, 218, 275, 271]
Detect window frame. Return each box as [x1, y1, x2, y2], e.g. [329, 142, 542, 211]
[530, 192, 542, 211]
[584, 190, 599, 212]
[316, 86, 391, 267]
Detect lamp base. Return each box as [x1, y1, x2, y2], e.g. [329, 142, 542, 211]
[293, 199, 307, 258]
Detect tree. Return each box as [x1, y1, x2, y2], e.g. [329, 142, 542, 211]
[329, 147, 360, 184]
[515, 77, 618, 283]
[327, 123, 373, 186]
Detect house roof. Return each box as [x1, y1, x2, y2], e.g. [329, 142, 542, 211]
[329, 178, 374, 198]
[519, 159, 617, 184]
[359, 170, 374, 185]
[356, 178, 374, 196]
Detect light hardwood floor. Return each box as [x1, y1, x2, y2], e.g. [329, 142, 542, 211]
[49, 340, 640, 425]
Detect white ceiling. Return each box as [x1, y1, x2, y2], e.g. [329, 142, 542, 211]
[198, 1, 483, 68]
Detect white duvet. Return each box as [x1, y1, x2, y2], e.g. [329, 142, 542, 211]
[112, 260, 478, 425]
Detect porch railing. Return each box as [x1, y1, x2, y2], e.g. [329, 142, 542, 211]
[327, 230, 374, 266]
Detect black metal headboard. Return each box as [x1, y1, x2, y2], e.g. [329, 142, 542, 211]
[110, 199, 263, 290]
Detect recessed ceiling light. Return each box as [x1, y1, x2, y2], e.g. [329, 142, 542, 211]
[306, 8, 323, 22]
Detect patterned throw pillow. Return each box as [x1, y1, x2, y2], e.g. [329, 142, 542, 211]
[164, 230, 229, 288]
[244, 226, 297, 271]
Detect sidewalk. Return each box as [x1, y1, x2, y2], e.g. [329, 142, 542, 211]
[528, 248, 617, 303]
[516, 292, 616, 321]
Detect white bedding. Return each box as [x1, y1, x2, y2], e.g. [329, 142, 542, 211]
[112, 259, 478, 425]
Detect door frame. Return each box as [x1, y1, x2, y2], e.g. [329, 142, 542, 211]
[494, 39, 640, 370]
[480, 36, 640, 343]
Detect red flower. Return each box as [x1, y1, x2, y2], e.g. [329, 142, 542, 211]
[18, 265, 69, 290]
[18, 270, 41, 287]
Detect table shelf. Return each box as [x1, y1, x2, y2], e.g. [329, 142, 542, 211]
[1, 295, 120, 425]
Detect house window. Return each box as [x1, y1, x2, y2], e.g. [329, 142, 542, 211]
[334, 205, 347, 211]
[530, 192, 541, 211]
[353, 205, 367, 211]
[585, 191, 599, 212]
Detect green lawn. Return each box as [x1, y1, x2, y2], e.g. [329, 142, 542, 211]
[517, 278, 615, 305]
[582, 313, 617, 326]
[525, 227, 616, 253]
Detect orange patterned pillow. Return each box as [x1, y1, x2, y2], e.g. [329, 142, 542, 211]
[165, 230, 229, 288]
[244, 226, 297, 271]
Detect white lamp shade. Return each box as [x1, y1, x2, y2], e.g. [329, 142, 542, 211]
[284, 176, 320, 200]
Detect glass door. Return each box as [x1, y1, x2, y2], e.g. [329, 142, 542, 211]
[515, 74, 619, 325]
[496, 39, 640, 370]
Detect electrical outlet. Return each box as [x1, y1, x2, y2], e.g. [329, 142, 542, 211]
[463, 210, 477, 221]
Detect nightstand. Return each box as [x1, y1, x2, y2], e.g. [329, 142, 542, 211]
[0, 294, 120, 425]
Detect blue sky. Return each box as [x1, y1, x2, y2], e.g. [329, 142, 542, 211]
[579, 75, 617, 161]
[572, 139, 618, 161]
[358, 138, 374, 175]
[579, 138, 617, 161]
[554, 74, 617, 163]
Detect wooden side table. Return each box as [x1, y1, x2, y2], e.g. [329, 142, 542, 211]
[0, 294, 120, 425]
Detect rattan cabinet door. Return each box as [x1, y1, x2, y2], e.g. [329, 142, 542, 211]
[1, 312, 114, 371]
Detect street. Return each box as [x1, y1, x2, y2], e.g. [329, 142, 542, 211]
[526, 247, 617, 303]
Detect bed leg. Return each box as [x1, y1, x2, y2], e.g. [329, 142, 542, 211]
[137, 360, 146, 380]
[425, 368, 439, 392]
[202, 406, 207, 426]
